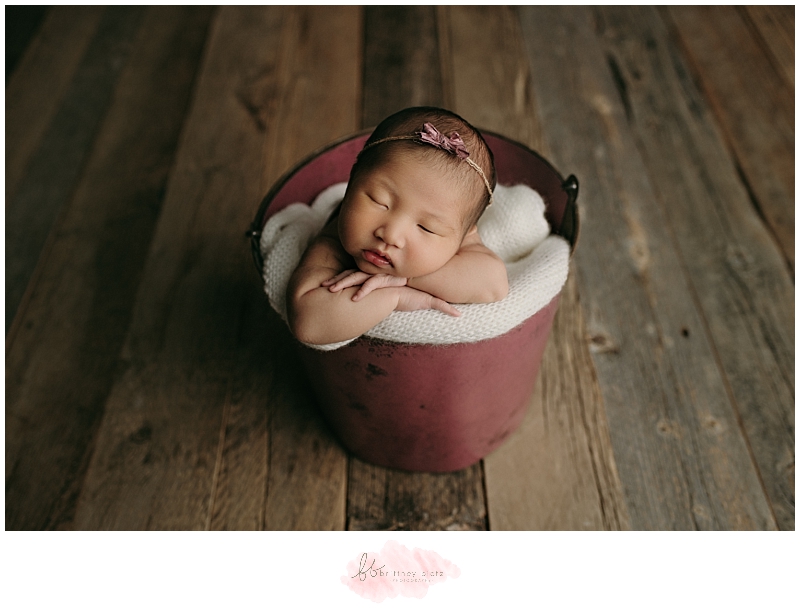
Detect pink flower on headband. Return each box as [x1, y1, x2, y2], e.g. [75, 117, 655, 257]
[416, 122, 470, 160]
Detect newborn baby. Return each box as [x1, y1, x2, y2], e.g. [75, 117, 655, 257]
[287, 106, 509, 346]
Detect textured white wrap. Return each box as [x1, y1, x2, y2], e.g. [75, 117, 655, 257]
[260, 182, 570, 351]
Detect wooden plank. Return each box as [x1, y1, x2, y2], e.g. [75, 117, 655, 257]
[361, 6, 444, 127]
[5, 6, 214, 530]
[69, 7, 285, 530]
[5, 5, 49, 81]
[348, 466, 486, 531]
[485, 276, 630, 530]
[444, 5, 629, 530]
[442, 6, 545, 149]
[260, 6, 361, 192]
[210, 295, 350, 530]
[255, 6, 360, 531]
[6, 7, 145, 333]
[666, 6, 794, 273]
[518, 6, 777, 530]
[742, 6, 794, 88]
[6, 7, 103, 201]
[595, 5, 794, 530]
[69, 6, 358, 530]
[345, 5, 488, 532]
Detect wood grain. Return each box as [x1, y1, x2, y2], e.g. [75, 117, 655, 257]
[345, 5, 488, 532]
[5, 6, 213, 530]
[260, 6, 361, 191]
[484, 275, 630, 530]
[518, 6, 776, 530]
[742, 6, 794, 88]
[596, 5, 794, 529]
[666, 6, 794, 273]
[256, 5, 360, 531]
[6, 4, 792, 533]
[5, 5, 49, 81]
[5, 7, 145, 333]
[6, 6, 103, 201]
[70, 7, 285, 530]
[362, 6, 444, 127]
[444, 5, 629, 530]
[348, 465, 486, 530]
[443, 6, 544, 150]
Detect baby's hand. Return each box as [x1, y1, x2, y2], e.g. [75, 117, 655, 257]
[322, 269, 371, 291]
[322, 269, 408, 301]
[396, 287, 461, 317]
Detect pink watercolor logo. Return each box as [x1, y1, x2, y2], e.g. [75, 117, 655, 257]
[342, 540, 461, 602]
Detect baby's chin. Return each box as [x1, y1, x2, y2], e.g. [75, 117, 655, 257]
[358, 261, 406, 278]
[354, 258, 424, 280]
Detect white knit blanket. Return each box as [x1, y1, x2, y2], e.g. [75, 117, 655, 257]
[260, 182, 570, 350]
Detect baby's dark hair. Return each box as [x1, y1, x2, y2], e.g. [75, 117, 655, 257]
[351, 106, 496, 232]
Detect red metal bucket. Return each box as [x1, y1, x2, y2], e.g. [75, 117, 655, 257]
[250, 130, 579, 472]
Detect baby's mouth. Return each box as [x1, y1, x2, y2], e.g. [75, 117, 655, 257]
[363, 249, 393, 268]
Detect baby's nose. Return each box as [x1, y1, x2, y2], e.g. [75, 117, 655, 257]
[376, 221, 404, 248]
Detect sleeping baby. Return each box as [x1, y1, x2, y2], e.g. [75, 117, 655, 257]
[287, 106, 509, 346]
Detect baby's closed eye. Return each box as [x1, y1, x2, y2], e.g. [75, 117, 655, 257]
[367, 193, 388, 209]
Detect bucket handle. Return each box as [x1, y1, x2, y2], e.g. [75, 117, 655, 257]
[559, 174, 580, 254]
[247, 224, 264, 273]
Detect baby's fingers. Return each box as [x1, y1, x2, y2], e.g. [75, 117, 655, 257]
[325, 270, 370, 291]
[352, 274, 407, 301]
[431, 297, 461, 317]
[321, 269, 356, 287]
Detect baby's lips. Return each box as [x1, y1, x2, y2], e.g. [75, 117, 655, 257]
[363, 249, 393, 268]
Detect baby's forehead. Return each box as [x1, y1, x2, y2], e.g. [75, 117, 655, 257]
[376, 148, 476, 191]
[358, 145, 482, 226]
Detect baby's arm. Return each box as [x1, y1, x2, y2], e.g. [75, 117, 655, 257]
[287, 219, 457, 345]
[408, 228, 508, 304]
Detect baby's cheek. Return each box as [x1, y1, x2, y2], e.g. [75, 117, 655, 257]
[337, 222, 358, 256]
[405, 247, 449, 278]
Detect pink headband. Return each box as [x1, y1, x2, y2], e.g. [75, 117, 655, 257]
[360, 122, 494, 205]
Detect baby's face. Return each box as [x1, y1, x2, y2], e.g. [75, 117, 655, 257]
[338, 152, 469, 280]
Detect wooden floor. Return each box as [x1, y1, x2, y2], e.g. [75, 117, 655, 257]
[5, 6, 794, 530]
